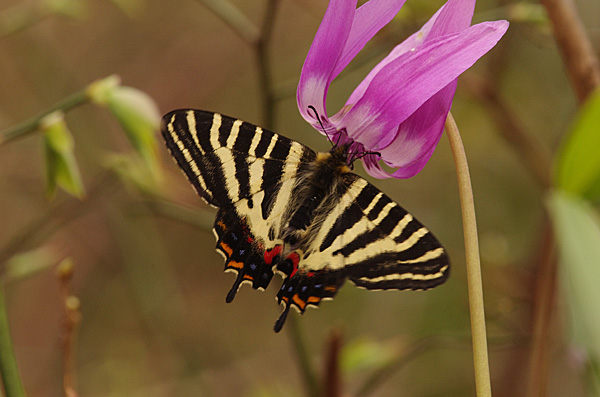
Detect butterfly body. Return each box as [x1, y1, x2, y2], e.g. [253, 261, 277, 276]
[161, 109, 449, 332]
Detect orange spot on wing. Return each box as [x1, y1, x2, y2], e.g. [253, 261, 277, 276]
[219, 242, 233, 257]
[324, 286, 337, 293]
[227, 260, 244, 269]
[307, 296, 321, 304]
[243, 274, 254, 280]
[292, 294, 306, 310]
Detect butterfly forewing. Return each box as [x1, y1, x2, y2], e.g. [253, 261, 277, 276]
[161, 109, 449, 332]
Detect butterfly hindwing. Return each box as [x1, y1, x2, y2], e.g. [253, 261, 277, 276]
[161, 109, 450, 333]
[312, 174, 449, 290]
[271, 173, 449, 330]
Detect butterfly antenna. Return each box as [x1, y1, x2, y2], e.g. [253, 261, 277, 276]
[307, 105, 334, 147]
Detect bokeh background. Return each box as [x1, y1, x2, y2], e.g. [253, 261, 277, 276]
[0, 0, 599, 396]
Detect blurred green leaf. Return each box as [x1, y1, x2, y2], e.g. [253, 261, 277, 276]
[3, 247, 60, 282]
[42, 111, 85, 199]
[109, 0, 144, 17]
[104, 153, 160, 194]
[507, 3, 549, 27]
[42, 0, 86, 19]
[341, 338, 397, 374]
[555, 89, 600, 200]
[88, 75, 161, 182]
[547, 191, 600, 362]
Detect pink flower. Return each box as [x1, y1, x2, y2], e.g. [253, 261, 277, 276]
[297, 0, 508, 178]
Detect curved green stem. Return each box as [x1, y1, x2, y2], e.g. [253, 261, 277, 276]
[0, 90, 88, 146]
[445, 112, 492, 396]
[0, 282, 26, 397]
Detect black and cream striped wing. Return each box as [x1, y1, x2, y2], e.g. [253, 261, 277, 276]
[161, 109, 316, 300]
[161, 109, 315, 208]
[308, 173, 449, 290]
[274, 173, 449, 329]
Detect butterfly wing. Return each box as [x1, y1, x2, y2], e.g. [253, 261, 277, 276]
[162, 109, 316, 300]
[273, 173, 449, 331]
[162, 109, 449, 333]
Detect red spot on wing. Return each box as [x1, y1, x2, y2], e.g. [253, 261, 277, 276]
[287, 252, 300, 277]
[264, 245, 282, 265]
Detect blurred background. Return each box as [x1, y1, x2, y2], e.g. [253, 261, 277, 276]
[0, 0, 599, 396]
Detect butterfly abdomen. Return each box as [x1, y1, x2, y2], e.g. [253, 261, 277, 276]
[281, 152, 352, 249]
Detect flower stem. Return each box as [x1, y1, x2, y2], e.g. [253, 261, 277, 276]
[445, 112, 491, 396]
[0, 89, 88, 146]
[0, 282, 26, 397]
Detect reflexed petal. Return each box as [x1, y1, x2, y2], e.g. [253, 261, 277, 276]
[379, 82, 455, 158]
[346, 0, 474, 106]
[339, 21, 509, 149]
[363, 145, 436, 179]
[365, 82, 456, 178]
[297, 0, 357, 124]
[428, 0, 475, 38]
[331, 0, 407, 80]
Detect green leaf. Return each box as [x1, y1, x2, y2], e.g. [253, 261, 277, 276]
[3, 247, 60, 282]
[547, 191, 600, 363]
[555, 89, 600, 200]
[107, 86, 161, 176]
[42, 111, 85, 199]
[88, 75, 161, 182]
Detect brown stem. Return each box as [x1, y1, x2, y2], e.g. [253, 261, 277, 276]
[255, 0, 281, 129]
[57, 260, 80, 397]
[324, 329, 342, 397]
[526, 219, 557, 397]
[540, 0, 600, 103]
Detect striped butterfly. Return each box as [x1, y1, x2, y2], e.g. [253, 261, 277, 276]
[162, 109, 449, 332]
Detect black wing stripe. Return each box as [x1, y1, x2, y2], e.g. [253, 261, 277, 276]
[231, 122, 254, 154]
[235, 156, 251, 202]
[162, 112, 216, 204]
[218, 115, 236, 147]
[252, 127, 272, 158]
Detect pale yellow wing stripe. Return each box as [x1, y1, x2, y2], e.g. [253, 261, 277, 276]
[357, 264, 449, 283]
[166, 114, 211, 196]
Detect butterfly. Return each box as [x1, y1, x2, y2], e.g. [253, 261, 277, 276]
[161, 109, 449, 332]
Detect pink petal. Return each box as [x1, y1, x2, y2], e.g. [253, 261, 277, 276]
[428, 0, 476, 38]
[297, 0, 357, 125]
[339, 20, 509, 149]
[374, 82, 456, 178]
[331, 0, 407, 80]
[347, 0, 475, 106]
[363, 144, 437, 179]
